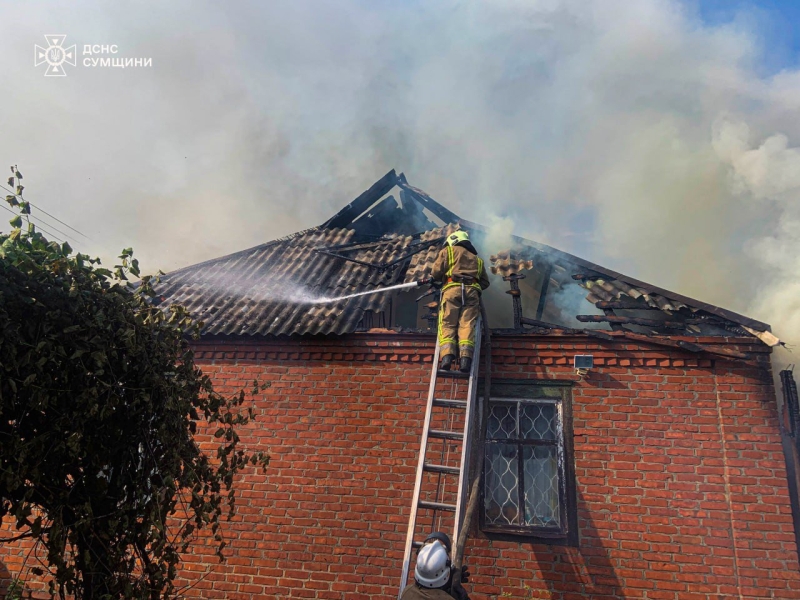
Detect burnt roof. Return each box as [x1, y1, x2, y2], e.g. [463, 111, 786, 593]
[153, 170, 773, 341]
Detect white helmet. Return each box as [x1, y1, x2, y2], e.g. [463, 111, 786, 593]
[414, 540, 451, 589]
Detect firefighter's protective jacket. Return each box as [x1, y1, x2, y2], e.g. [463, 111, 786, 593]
[430, 244, 490, 292]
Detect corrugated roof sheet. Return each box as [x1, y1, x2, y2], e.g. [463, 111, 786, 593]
[581, 278, 690, 312]
[154, 226, 428, 337]
[404, 224, 459, 282]
[489, 251, 534, 277]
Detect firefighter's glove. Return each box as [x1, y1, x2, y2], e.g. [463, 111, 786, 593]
[450, 580, 470, 600]
[459, 565, 470, 583]
[418, 277, 441, 288]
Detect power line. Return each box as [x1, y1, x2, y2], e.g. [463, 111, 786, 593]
[31, 219, 80, 244]
[0, 203, 66, 243]
[0, 204, 65, 243]
[0, 184, 91, 240]
[0, 198, 80, 244]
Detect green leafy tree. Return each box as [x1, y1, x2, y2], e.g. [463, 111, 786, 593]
[0, 167, 268, 599]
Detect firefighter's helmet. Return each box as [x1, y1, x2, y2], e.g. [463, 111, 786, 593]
[445, 230, 470, 247]
[414, 539, 451, 589]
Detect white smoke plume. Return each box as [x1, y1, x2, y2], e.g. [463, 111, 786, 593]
[482, 215, 517, 257]
[713, 119, 800, 357]
[2, 0, 800, 352]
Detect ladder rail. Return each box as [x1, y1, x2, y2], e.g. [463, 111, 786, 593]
[398, 339, 442, 597]
[452, 321, 482, 545]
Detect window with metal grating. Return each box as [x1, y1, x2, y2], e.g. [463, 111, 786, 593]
[481, 382, 578, 545]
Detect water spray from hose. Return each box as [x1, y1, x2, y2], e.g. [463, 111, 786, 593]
[311, 279, 433, 304]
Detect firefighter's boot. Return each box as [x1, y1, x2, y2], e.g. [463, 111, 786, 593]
[459, 357, 472, 373]
[440, 354, 455, 371]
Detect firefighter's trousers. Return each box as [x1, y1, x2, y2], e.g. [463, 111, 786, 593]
[438, 285, 480, 359]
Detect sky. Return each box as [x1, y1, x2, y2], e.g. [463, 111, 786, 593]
[2, 0, 800, 357]
[696, 0, 800, 71]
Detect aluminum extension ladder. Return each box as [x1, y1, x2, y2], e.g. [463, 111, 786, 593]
[397, 318, 482, 598]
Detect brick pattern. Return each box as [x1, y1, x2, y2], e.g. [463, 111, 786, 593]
[468, 346, 798, 599]
[0, 333, 797, 599]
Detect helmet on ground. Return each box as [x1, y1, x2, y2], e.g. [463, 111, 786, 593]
[414, 539, 451, 589]
[445, 230, 470, 247]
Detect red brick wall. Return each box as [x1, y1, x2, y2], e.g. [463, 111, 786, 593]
[2, 333, 799, 599]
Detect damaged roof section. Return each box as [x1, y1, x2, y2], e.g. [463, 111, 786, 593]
[321, 170, 459, 238]
[152, 169, 778, 347]
[487, 246, 777, 344]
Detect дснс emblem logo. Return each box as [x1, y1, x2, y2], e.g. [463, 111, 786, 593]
[34, 35, 77, 77]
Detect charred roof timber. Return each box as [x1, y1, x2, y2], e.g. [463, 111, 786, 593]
[503, 272, 525, 330]
[151, 170, 780, 349]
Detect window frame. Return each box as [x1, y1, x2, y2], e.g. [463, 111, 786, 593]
[479, 380, 578, 546]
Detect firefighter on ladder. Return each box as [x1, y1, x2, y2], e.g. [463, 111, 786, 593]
[430, 231, 490, 373]
[400, 532, 470, 600]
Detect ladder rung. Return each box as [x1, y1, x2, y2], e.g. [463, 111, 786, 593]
[424, 462, 460, 475]
[432, 398, 467, 409]
[429, 429, 463, 441]
[418, 500, 457, 512]
[412, 540, 424, 549]
[437, 369, 469, 379]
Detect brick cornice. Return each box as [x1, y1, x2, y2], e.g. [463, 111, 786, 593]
[190, 332, 769, 368]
